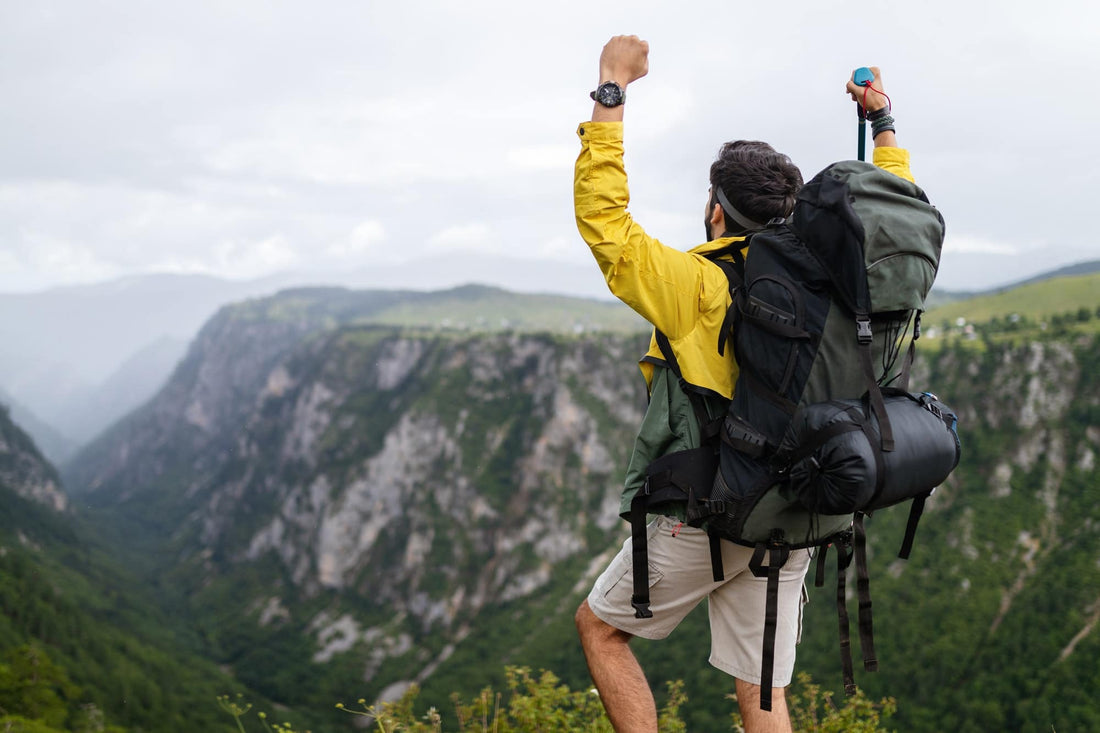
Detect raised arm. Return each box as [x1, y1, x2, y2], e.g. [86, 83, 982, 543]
[847, 66, 913, 182]
[590, 35, 650, 123]
[575, 36, 732, 339]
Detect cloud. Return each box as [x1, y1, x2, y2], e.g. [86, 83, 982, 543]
[1, 0, 1098, 294]
[943, 235, 1020, 256]
[326, 220, 386, 259]
[0, 231, 122, 291]
[507, 145, 576, 172]
[428, 223, 496, 254]
[213, 235, 300, 278]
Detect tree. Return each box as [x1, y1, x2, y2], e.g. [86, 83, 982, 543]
[0, 645, 79, 729]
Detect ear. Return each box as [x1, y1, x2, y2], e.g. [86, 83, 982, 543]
[709, 202, 726, 235]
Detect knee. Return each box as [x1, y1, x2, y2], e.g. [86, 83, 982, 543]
[575, 600, 629, 646]
[575, 599, 598, 636]
[734, 678, 788, 715]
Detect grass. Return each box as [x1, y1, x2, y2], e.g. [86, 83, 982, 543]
[924, 273, 1100, 328]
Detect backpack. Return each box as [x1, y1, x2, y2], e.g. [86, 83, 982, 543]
[628, 160, 960, 709]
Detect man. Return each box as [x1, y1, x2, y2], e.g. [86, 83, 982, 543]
[572, 35, 913, 733]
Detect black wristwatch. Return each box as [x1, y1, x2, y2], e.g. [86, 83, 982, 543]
[590, 80, 626, 108]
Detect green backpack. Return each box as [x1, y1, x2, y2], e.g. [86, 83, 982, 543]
[631, 160, 960, 708]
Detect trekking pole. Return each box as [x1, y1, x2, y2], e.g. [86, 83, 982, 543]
[853, 67, 875, 161]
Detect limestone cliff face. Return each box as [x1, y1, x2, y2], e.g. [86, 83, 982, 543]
[0, 405, 67, 512]
[65, 290, 651, 687]
[219, 329, 647, 644]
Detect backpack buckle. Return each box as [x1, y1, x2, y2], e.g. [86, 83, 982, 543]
[856, 316, 873, 345]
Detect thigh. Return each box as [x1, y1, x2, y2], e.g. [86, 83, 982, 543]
[587, 516, 729, 640]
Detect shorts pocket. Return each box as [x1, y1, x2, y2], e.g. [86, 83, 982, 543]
[596, 525, 666, 600]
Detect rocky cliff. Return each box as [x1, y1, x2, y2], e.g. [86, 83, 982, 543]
[65, 289, 651, 706]
[0, 404, 67, 512]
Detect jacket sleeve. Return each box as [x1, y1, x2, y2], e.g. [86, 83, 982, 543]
[872, 146, 915, 183]
[573, 122, 729, 340]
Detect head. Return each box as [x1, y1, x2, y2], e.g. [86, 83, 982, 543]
[705, 140, 803, 240]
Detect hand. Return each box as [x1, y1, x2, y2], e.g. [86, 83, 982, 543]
[846, 66, 889, 112]
[599, 35, 649, 86]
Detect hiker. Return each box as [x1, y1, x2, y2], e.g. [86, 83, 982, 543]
[572, 35, 914, 732]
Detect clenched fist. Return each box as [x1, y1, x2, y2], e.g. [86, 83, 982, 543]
[599, 35, 649, 86]
[846, 66, 889, 113]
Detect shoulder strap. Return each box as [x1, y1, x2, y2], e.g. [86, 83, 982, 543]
[856, 314, 895, 452]
[653, 329, 720, 440]
[712, 257, 745, 359]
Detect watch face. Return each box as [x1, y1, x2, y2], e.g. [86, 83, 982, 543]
[596, 82, 623, 107]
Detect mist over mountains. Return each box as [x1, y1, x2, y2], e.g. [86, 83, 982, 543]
[3, 257, 1097, 465]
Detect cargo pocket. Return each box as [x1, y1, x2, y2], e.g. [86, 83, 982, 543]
[595, 521, 666, 600]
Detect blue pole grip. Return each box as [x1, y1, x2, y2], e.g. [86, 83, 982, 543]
[853, 67, 875, 87]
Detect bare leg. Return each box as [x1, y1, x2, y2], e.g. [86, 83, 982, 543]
[575, 599, 657, 733]
[735, 678, 792, 733]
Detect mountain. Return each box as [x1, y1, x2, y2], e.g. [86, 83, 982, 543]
[64, 289, 649, 729]
[0, 273, 288, 451]
[62, 283, 1100, 731]
[5, 255, 1093, 454]
[0, 405, 293, 732]
[2, 274, 640, 455]
[0, 387, 77, 468]
[925, 259, 1100, 310]
[999, 258, 1100, 289]
[0, 403, 67, 512]
[925, 271, 1100, 332]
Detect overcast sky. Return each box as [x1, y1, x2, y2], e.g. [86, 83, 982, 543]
[2, 0, 1097, 295]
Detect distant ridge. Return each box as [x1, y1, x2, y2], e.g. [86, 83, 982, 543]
[929, 258, 1100, 307]
[999, 259, 1100, 290]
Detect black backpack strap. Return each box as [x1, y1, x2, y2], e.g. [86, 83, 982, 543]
[712, 254, 745, 358]
[846, 402, 887, 505]
[629, 489, 654, 619]
[653, 329, 720, 438]
[856, 314, 895, 452]
[748, 541, 792, 712]
[630, 446, 720, 619]
[894, 311, 921, 392]
[898, 492, 929, 560]
[814, 543, 830, 588]
[834, 535, 857, 696]
[853, 513, 878, 673]
[709, 531, 725, 583]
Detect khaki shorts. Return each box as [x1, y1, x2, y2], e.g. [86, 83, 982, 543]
[587, 515, 811, 687]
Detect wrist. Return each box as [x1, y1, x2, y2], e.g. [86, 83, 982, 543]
[598, 66, 633, 87]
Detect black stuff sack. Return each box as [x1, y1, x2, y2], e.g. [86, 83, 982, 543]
[784, 390, 960, 516]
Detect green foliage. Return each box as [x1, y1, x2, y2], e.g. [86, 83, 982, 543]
[361, 286, 646, 335]
[0, 645, 77, 728]
[0, 645, 127, 732]
[0, 484, 267, 733]
[220, 668, 899, 733]
[229, 667, 684, 732]
[740, 672, 897, 733]
[925, 272, 1100, 329]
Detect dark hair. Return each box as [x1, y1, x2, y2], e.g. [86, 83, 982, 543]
[709, 140, 803, 224]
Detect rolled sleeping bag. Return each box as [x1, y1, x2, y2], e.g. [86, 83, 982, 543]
[785, 392, 960, 515]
